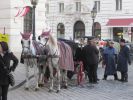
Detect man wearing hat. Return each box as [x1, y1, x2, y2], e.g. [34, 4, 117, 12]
[82, 37, 99, 84]
[102, 41, 118, 80]
[117, 39, 131, 82]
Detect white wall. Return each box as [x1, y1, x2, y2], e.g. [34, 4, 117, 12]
[0, 0, 10, 33]
[9, 0, 46, 52]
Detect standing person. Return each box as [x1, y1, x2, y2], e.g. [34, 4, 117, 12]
[0, 42, 18, 100]
[102, 41, 118, 80]
[117, 39, 131, 82]
[83, 37, 99, 84]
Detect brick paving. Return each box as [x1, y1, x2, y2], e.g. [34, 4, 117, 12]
[8, 52, 133, 100]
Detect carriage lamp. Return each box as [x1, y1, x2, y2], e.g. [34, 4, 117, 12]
[91, 7, 97, 37]
[30, 0, 39, 40]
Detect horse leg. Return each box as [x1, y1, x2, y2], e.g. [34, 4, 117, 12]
[61, 70, 68, 89]
[34, 59, 39, 91]
[38, 65, 44, 87]
[48, 63, 54, 92]
[56, 68, 61, 93]
[25, 60, 29, 90]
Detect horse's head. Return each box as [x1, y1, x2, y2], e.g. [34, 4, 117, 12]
[20, 32, 31, 54]
[39, 29, 51, 46]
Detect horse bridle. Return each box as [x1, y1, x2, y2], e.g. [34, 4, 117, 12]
[39, 37, 49, 47]
[21, 40, 31, 56]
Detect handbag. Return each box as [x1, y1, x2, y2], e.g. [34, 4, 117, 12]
[8, 72, 15, 86]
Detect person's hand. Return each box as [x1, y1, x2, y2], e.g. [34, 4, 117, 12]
[10, 66, 15, 72]
[102, 61, 106, 68]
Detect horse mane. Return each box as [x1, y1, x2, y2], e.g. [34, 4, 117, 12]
[48, 34, 58, 47]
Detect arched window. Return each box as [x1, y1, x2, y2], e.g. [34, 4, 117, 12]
[24, 6, 32, 33]
[57, 23, 65, 38]
[94, 22, 101, 39]
[74, 21, 85, 39]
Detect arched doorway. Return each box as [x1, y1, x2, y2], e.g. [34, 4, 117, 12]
[94, 22, 101, 39]
[73, 21, 85, 40]
[57, 23, 65, 39]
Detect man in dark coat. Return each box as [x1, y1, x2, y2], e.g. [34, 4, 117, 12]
[102, 41, 118, 80]
[82, 37, 99, 84]
[117, 39, 131, 82]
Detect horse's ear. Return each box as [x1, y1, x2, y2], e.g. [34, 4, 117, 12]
[48, 29, 51, 33]
[38, 36, 40, 40]
[42, 29, 44, 33]
[20, 32, 23, 36]
[20, 32, 22, 35]
[29, 31, 32, 35]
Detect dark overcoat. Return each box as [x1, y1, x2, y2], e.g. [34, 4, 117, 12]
[0, 52, 18, 85]
[82, 44, 99, 65]
[117, 45, 131, 73]
[103, 47, 117, 75]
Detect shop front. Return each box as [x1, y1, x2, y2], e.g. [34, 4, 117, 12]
[106, 18, 133, 42]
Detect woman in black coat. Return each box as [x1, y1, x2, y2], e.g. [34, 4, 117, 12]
[0, 42, 18, 100]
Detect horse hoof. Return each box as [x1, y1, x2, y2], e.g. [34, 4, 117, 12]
[39, 84, 44, 87]
[61, 85, 68, 89]
[35, 88, 39, 91]
[56, 90, 60, 93]
[48, 89, 53, 93]
[64, 85, 68, 89]
[25, 87, 29, 91]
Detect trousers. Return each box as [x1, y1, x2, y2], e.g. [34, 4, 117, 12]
[0, 85, 9, 100]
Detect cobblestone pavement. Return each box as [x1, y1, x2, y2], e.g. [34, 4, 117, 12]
[8, 52, 133, 100]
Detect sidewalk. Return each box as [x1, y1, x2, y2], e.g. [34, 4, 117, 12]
[8, 52, 133, 100]
[9, 52, 34, 90]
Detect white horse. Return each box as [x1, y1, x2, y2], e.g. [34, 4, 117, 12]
[20, 32, 39, 91]
[39, 29, 74, 93]
[39, 30, 61, 92]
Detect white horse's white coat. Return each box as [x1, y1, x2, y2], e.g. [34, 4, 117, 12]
[21, 38, 39, 90]
[39, 32, 62, 92]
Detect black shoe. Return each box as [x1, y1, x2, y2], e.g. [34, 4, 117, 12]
[92, 81, 98, 84]
[118, 79, 125, 82]
[124, 80, 128, 82]
[97, 78, 100, 81]
[102, 78, 106, 80]
[114, 78, 118, 80]
[89, 80, 93, 83]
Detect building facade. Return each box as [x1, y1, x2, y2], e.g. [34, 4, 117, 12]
[0, 0, 46, 52]
[45, 0, 133, 42]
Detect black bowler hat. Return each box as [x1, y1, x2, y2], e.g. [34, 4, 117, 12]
[120, 39, 125, 43]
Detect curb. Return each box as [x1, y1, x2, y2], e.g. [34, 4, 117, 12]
[9, 75, 34, 91]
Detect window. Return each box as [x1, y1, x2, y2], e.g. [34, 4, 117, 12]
[76, 2, 81, 12]
[94, 1, 100, 12]
[45, 3, 49, 14]
[59, 3, 64, 13]
[116, 0, 122, 11]
[24, 7, 32, 33]
[57, 23, 65, 38]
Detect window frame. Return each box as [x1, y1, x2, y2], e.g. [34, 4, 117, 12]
[23, 6, 32, 33]
[94, 1, 100, 12]
[116, 0, 122, 11]
[76, 2, 81, 12]
[59, 3, 64, 13]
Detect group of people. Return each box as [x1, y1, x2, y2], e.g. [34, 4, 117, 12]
[102, 39, 131, 82]
[76, 38, 131, 84]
